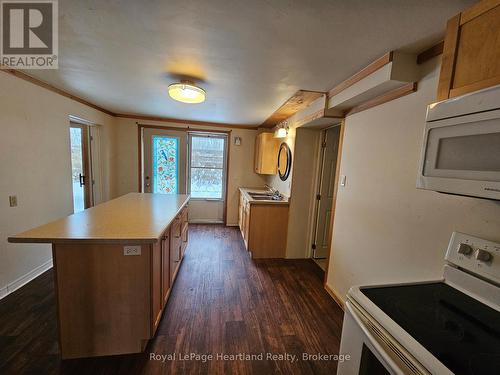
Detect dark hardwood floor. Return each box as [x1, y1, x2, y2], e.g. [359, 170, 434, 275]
[0, 225, 344, 375]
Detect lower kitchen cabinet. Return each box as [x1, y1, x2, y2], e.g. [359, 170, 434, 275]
[152, 204, 189, 335]
[238, 191, 288, 258]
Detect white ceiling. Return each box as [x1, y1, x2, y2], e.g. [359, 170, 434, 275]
[27, 0, 474, 125]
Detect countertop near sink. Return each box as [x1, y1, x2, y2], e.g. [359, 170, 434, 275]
[239, 187, 289, 205]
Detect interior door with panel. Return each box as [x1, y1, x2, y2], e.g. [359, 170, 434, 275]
[143, 128, 187, 194]
[187, 133, 228, 223]
[312, 126, 340, 259]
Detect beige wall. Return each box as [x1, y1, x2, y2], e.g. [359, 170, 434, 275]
[113, 118, 266, 225]
[326, 57, 500, 302]
[0, 72, 116, 295]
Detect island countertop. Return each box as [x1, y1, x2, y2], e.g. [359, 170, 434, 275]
[8, 193, 190, 244]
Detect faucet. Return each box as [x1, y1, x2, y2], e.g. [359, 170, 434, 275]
[265, 184, 282, 200]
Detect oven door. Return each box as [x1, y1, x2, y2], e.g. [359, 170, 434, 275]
[337, 301, 429, 375]
[417, 109, 500, 200]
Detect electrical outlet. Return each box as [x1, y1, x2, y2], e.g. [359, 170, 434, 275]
[9, 195, 17, 207]
[123, 246, 141, 256]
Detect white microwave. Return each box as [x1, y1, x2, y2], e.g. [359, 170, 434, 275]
[417, 84, 500, 200]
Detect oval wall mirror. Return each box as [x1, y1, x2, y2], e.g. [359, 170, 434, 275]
[277, 142, 292, 181]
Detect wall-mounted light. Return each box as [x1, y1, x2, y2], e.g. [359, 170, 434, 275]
[168, 80, 206, 104]
[274, 121, 289, 138]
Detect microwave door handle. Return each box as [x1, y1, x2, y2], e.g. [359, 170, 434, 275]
[346, 302, 412, 375]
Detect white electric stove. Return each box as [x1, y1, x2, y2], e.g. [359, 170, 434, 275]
[337, 232, 500, 375]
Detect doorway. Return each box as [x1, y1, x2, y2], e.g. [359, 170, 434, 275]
[69, 123, 91, 213]
[311, 125, 341, 265]
[140, 126, 229, 223]
[187, 132, 228, 223]
[142, 128, 188, 194]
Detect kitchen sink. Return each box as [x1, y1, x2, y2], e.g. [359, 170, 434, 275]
[248, 193, 283, 201]
[248, 192, 274, 198]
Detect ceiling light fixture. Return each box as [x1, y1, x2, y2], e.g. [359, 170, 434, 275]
[275, 121, 289, 138]
[168, 80, 206, 104]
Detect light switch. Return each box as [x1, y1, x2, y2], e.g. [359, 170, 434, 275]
[124, 246, 141, 256]
[340, 175, 347, 187]
[9, 195, 17, 207]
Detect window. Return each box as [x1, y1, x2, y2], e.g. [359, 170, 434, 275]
[188, 134, 227, 199]
[152, 135, 179, 194]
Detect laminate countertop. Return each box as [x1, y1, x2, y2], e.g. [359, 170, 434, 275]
[8, 193, 190, 244]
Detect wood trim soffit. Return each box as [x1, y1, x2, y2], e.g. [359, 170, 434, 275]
[327, 51, 394, 98]
[345, 82, 418, 117]
[259, 90, 326, 128]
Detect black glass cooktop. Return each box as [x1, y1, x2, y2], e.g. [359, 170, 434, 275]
[361, 282, 500, 375]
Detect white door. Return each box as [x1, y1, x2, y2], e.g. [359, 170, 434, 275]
[143, 128, 187, 194]
[313, 126, 340, 258]
[187, 133, 228, 223]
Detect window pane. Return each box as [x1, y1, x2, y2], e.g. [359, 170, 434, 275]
[191, 136, 224, 168]
[153, 136, 178, 194]
[190, 167, 223, 198]
[70, 127, 85, 213]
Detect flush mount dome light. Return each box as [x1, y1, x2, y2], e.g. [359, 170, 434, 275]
[168, 81, 206, 104]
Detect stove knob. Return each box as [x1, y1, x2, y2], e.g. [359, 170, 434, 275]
[476, 249, 492, 262]
[457, 243, 473, 255]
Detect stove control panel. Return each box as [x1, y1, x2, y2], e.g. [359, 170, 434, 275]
[446, 232, 500, 285]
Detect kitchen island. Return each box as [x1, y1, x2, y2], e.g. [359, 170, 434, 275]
[8, 193, 190, 359]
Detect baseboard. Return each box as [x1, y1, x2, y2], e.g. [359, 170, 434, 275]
[324, 283, 345, 311]
[0, 258, 53, 300]
[0, 285, 7, 299]
[226, 223, 238, 227]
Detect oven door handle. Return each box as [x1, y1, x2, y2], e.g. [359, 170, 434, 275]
[346, 301, 409, 375]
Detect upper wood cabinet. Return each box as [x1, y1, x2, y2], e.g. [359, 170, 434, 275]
[254, 132, 280, 174]
[438, 0, 500, 100]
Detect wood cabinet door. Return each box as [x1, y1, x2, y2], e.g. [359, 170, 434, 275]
[238, 193, 244, 230]
[240, 201, 246, 239]
[254, 133, 279, 175]
[161, 232, 170, 306]
[169, 242, 181, 285]
[169, 217, 182, 284]
[438, 2, 500, 100]
[243, 203, 250, 244]
[254, 134, 262, 173]
[151, 242, 162, 333]
[181, 223, 188, 257]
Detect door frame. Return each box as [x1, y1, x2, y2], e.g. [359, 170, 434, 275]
[187, 131, 229, 223]
[69, 122, 92, 210]
[308, 121, 345, 284]
[137, 123, 232, 224]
